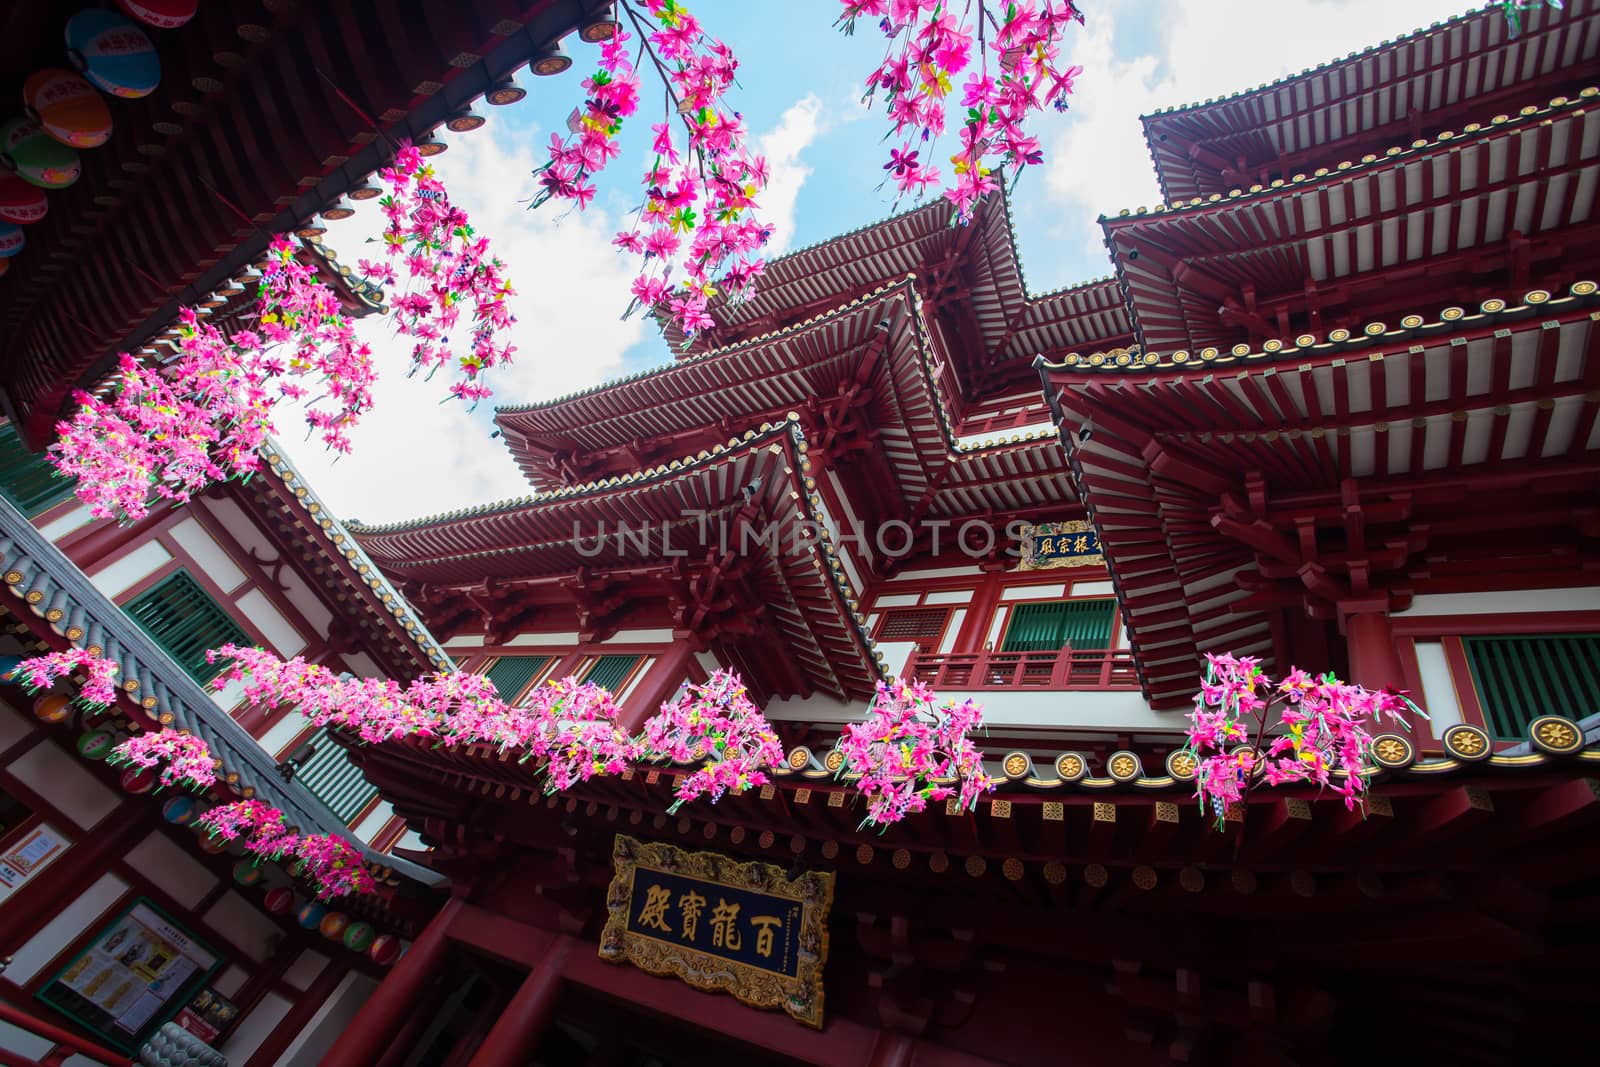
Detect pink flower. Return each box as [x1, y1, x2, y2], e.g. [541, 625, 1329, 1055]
[109, 729, 217, 791]
[15, 648, 120, 708]
[638, 670, 782, 811]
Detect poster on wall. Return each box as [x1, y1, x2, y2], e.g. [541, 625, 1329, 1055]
[35, 897, 221, 1054]
[0, 822, 68, 901]
[174, 985, 240, 1045]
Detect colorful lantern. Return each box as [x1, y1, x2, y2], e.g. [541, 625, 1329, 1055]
[76, 728, 116, 760]
[0, 258, 9, 278]
[0, 175, 48, 224]
[116, 0, 199, 30]
[120, 766, 156, 794]
[196, 828, 229, 854]
[296, 902, 326, 930]
[65, 10, 161, 99]
[32, 693, 72, 723]
[232, 859, 263, 887]
[367, 934, 402, 966]
[342, 922, 375, 953]
[0, 223, 22, 258]
[263, 887, 295, 915]
[318, 912, 349, 941]
[24, 70, 112, 149]
[0, 117, 82, 189]
[161, 795, 198, 825]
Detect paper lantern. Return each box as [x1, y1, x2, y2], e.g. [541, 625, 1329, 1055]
[196, 829, 229, 854]
[24, 70, 112, 149]
[0, 175, 48, 224]
[65, 10, 161, 99]
[342, 922, 375, 953]
[33, 693, 72, 723]
[0, 258, 9, 278]
[232, 860, 263, 887]
[263, 887, 295, 915]
[116, 0, 198, 29]
[120, 766, 156, 794]
[318, 912, 349, 941]
[0, 223, 22, 259]
[367, 934, 402, 966]
[0, 117, 82, 189]
[161, 795, 198, 825]
[76, 728, 115, 760]
[296, 902, 326, 930]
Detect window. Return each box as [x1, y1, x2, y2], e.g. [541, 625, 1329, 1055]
[481, 655, 552, 702]
[124, 570, 250, 684]
[0, 423, 75, 517]
[1463, 634, 1600, 741]
[287, 728, 380, 824]
[876, 607, 950, 653]
[582, 654, 642, 692]
[1001, 599, 1116, 653]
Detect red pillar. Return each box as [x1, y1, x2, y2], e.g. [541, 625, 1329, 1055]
[464, 936, 573, 1067]
[865, 1031, 916, 1067]
[321, 898, 463, 1067]
[1344, 612, 1406, 691]
[619, 642, 695, 731]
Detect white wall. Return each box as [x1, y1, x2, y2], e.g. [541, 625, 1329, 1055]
[1393, 588, 1600, 617]
[278, 971, 378, 1066]
[766, 688, 1178, 736]
[4, 874, 128, 984]
[220, 991, 292, 1065]
[1413, 641, 1466, 732]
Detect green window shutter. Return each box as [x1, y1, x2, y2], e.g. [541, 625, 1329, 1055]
[0, 423, 76, 518]
[1464, 634, 1600, 741]
[1001, 599, 1116, 652]
[582, 654, 642, 693]
[124, 570, 251, 684]
[482, 655, 551, 702]
[294, 727, 380, 824]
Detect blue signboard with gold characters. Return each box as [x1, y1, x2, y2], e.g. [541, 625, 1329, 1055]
[1019, 519, 1104, 571]
[599, 835, 833, 1028]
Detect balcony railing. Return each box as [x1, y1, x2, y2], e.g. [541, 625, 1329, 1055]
[905, 647, 1138, 691]
[0, 1002, 130, 1067]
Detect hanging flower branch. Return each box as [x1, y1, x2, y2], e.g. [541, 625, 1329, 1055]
[833, 678, 997, 829]
[15, 647, 120, 709]
[357, 144, 517, 406]
[48, 239, 374, 522]
[292, 834, 378, 900]
[838, 0, 1083, 222]
[522, 678, 639, 792]
[1499, 1, 1562, 36]
[197, 799, 300, 860]
[532, 1, 774, 339]
[109, 729, 217, 791]
[639, 669, 783, 811]
[1180, 653, 1425, 829]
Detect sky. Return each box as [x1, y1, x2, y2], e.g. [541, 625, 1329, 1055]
[275, 0, 1472, 526]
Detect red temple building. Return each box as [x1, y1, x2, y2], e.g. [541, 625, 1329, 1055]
[0, 1, 1597, 1066]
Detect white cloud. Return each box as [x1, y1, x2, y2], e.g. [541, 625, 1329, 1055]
[1041, 0, 1471, 265]
[757, 94, 825, 255]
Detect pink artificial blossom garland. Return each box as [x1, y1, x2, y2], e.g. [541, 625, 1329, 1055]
[839, 0, 1084, 222]
[532, 1, 774, 339]
[833, 678, 998, 829]
[520, 677, 640, 793]
[291, 834, 378, 900]
[14, 647, 120, 709]
[638, 669, 784, 811]
[197, 799, 300, 860]
[1180, 653, 1425, 828]
[357, 143, 517, 407]
[109, 729, 217, 791]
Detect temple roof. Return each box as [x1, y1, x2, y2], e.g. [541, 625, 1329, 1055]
[1105, 85, 1600, 353]
[494, 279, 1073, 518]
[352, 419, 887, 701]
[1038, 279, 1600, 707]
[1140, 0, 1598, 203]
[641, 192, 1130, 365]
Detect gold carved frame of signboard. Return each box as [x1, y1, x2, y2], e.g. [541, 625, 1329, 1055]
[1019, 519, 1105, 571]
[598, 834, 834, 1029]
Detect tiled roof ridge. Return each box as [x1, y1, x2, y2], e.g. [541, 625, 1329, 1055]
[1034, 280, 1600, 374]
[1139, 2, 1528, 122]
[1110, 86, 1596, 219]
